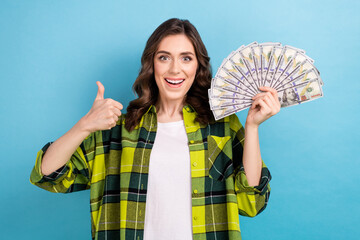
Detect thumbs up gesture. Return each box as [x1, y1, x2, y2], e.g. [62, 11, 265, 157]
[81, 81, 123, 133]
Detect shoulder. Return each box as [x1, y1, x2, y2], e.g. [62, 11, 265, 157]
[205, 114, 243, 139]
[228, 114, 243, 131]
[118, 113, 127, 125]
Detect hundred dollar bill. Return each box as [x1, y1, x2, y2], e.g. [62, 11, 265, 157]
[272, 52, 309, 90]
[209, 42, 324, 120]
[268, 45, 305, 88]
[259, 42, 281, 87]
[211, 76, 254, 96]
[292, 57, 322, 85]
[278, 78, 323, 108]
[250, 44, 262, 85]
[212, 104, 252, 121]
[268, 45, 286, 88]
[273, 54, 321, 90]
[210, 79, 323, 120]
[210, 97, 252, 110]
[236, 42, 260, 90]
[276, 68, 323, 91]
[209, 86, 253, 100]
[227, 43, 260, 94]
[218, 60, 258, 95]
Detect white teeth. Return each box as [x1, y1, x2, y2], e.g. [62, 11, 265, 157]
[165, 78, 184, 84]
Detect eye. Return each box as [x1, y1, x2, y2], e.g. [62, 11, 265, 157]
[159, 55, 170, 61]
[182, 56, 192, 62]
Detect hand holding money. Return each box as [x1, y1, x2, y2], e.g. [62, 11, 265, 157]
[246, 86, 280, 127]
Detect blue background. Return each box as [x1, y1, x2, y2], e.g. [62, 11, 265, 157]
[1, 0, 359, 239]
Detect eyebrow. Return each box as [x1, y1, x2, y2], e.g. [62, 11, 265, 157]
[155, 50, 195, 56]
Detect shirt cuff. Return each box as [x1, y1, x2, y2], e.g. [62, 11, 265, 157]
[235, 166, 271, 195]
[30, 142, 69, 184]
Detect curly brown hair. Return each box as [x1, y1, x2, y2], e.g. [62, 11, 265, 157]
[125, 18, 214, 132]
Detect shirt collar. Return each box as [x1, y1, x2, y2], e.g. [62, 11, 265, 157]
[144, 105, 157, 115]
[144, 104, 196, 115]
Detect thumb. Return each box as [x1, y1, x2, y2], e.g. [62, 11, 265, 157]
[95, 81, 105, 100]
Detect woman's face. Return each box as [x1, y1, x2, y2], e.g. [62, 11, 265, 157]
[153, 34, 198, 105]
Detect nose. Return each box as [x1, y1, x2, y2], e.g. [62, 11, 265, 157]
[169, 59, 181, 74]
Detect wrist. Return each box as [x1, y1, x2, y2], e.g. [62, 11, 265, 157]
[75, 116, 93, 136]
[245, 121, 259, 131]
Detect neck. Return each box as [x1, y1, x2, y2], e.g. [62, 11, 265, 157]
[155, 98, 185, 123]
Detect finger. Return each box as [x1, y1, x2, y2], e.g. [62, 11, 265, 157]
[252, 92, 274, 103]
[262, 94, 280, 115]
[252, 87, 277, 100]
[111, 107, 122, 117]
[262, 95, 275, 110]
[264, 88, 281, 109]
[253, 95, 272, 111]
[255, 87, 280, 109]
[106, 99, 123, 110]
[113, 101, 123, 111]
[112, 114, 119, 123]
[252, 92, 268, 100]
[257, 98, 272, 115]
[259, 86, 279, 99]
[95, 81, 105, 100]
[107, 118, 117, 129]
[251, 97, 263, 109]
[264, 92, 277, 107]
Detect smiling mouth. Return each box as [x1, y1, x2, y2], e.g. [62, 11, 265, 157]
[165, 78, 185, 85]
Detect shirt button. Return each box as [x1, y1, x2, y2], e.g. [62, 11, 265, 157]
[192, 162, 197, 167]
[193, 216, 198, 220]
[189, 140, 194, 144]
[193, 189, 198, 194]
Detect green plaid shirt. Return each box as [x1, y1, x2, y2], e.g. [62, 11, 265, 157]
[30, 105, 271, 240]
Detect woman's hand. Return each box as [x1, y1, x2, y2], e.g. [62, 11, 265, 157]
[246, 86, 280, 128]
[80, 81, 123, 134]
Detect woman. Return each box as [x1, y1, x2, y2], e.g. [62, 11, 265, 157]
[30, 18, 280, 240]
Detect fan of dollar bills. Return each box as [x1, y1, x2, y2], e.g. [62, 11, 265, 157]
[209, 42, 324, 120]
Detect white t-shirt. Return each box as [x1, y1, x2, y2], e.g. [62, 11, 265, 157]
[143, 120, 193, 240]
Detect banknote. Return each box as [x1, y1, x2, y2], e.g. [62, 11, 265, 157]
[211, 76, 254, 96]
[227, 43, 260, 94]
[219, 60, 258, 95]
[278, 78, 323, 107]
[209, 86, 253, 100]
[209, 42, 324, 120]
[212, 104, 252, 121]
[272, 54, 318, 90]
[210, 97, 252, 110]
[250, 44, 262, 84]
[211, 78, 323, 111]
[259, 42, 281, 87]
[275, 68, 323, 91]
[235, 42, 260, 90]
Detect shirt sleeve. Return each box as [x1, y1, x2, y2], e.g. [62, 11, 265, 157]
[29, 131, 98, 193]
[229, 114, 272, 217]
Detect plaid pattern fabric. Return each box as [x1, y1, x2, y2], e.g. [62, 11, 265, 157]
[30, 105, 271, 240]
